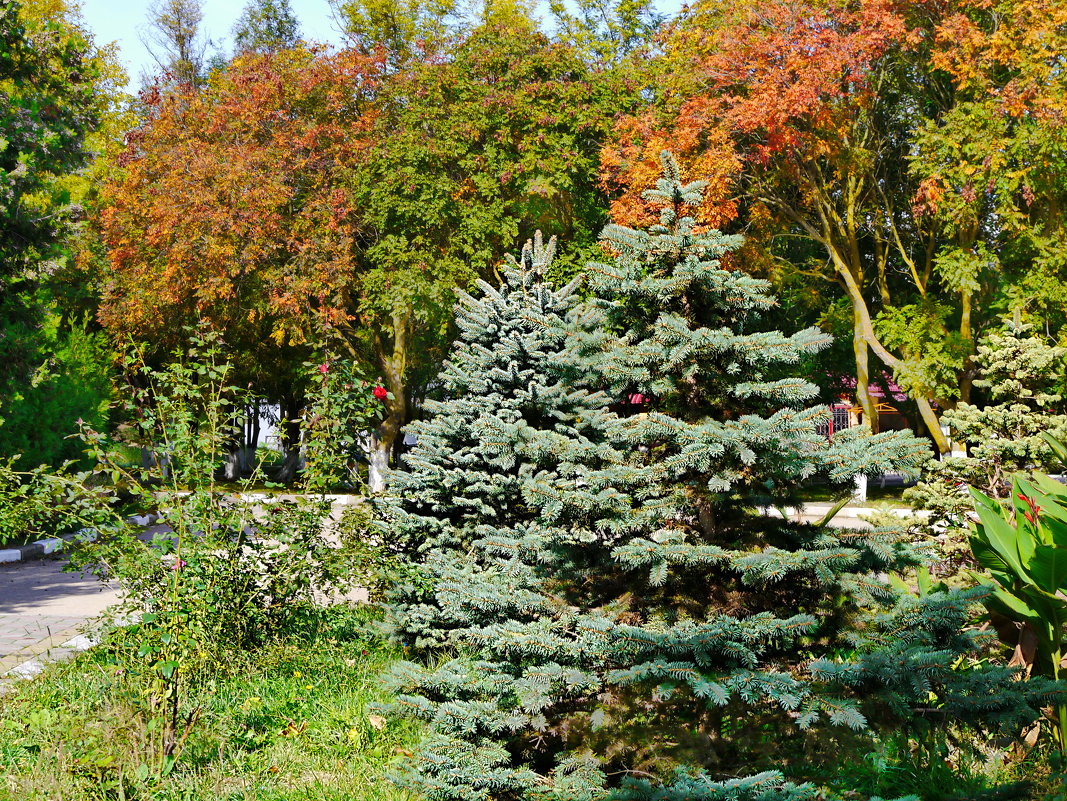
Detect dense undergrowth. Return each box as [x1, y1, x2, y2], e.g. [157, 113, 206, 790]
[0, 605, 421, 801]
[1, 602, 1065, 800]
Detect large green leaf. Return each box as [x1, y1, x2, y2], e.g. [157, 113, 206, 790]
[969, 534, 1012, 580]
[1030, 544, 1067, 594]
[1017, 585, 1067, 640]
[972, 576, 1044, 631]
[1044, 516, 1067, 550]
[1040, 432, 1067, 467]
[1029, 472, 1067, 503]
[1009, 478, 1040, 564]
[970, 487, 1033, 582]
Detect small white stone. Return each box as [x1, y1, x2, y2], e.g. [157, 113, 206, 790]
[0, 549, 21, 563]
[60, 634, 95, 652]
[7, 659, 44, 679]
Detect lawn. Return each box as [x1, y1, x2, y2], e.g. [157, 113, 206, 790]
[2, 601, 1066, 800]
[0, 605, 421, 801]
[796, 483, 912, 509]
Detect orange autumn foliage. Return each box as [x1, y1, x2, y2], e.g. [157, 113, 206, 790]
[932, 0, 1067, 122]
[98, 47, 383, 352]
[601, 99, 739, 230]
[603, 0, 914, 229]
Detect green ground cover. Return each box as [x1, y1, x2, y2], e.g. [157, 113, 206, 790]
[0, 606, 421, 801]
[3, 603, 1063, 801]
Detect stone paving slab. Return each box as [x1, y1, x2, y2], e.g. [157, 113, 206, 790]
[0, 557, 118, 681]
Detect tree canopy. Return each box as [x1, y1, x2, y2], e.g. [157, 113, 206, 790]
[232, 0, 301, 54]
[0, 0, 125, 463]
[603, 0, 1067, 451]
[97, 47, 381, 387]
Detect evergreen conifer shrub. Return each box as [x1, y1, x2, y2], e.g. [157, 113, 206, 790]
[907, 323, 1067, 535]
[382, 155, 1059, 800]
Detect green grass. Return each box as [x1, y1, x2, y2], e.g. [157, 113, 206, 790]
[795, 483, 911, 509]
[2, 603, 1065, 801]
[0, 605, 422, 801]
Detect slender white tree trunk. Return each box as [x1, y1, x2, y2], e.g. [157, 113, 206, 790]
[368, 432, 389, 494]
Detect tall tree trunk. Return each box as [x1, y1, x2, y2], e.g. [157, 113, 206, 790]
[223, 401, 260, 480]
[368, 310, 409, 493]
[957, 288, 976, 406]
[835, 256, 950, 453]
[223, 448, 242, 481]
[368, 430, 391, 494]
[853, 308, 878, 432]
[274, 395, 303, 484]
[240, 401, 261, 473]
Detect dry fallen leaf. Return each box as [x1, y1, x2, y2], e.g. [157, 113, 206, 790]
[280, 719, 308, 738]
[368, 714, 386, 731]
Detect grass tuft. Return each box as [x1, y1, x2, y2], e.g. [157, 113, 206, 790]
[0, 604, 421, 801]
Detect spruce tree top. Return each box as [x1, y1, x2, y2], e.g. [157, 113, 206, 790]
[570, 152, 928, 507]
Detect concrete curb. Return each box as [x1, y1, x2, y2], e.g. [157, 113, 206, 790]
[800, 504, 930, 520]
[0, 493, 361, 566]
[0, 514, 158, 566]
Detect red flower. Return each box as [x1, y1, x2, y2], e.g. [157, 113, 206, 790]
[319, 363, 329, 375]
[373, 385, 388, 400]
[1018, 493, 1041, 523]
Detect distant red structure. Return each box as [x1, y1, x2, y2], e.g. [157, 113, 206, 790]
[818, 377, 913, 438]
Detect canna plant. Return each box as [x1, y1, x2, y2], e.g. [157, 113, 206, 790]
[969, 435, 1067, 751]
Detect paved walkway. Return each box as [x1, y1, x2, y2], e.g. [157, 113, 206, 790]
[0, 557, 118, 678]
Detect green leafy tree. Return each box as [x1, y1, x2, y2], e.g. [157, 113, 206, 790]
[0, 1, 100, 273]
[0, 316, 113, 467]
[141, 0, 210, 88]
[232, 0, 300, 54]
[0, 0, 124, 465]
[336, 0, 460, 65]
[383, 156, 1052, 799]
[345, 22, 636, 490]
[548, 0, 663, 65]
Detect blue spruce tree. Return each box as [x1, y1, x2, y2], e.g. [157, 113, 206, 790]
[382, 155, 1059, 801]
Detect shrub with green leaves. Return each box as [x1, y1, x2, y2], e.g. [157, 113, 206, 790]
[72, 330, 349, 769]
[0, 315, 114, 470]
[907, 325, 1067, 539]
[302, 353, 386, 492]
[968, 438, 1067, 752]
[0, 457, 117, 547]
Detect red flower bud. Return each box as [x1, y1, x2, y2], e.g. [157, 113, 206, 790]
[373, 385, 388, 400]
[319, 363, 329, 375]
